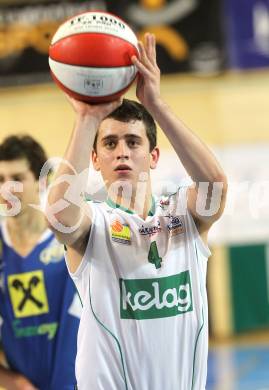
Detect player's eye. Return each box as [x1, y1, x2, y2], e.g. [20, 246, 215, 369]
[105, 140, 116, 149]
[12, 175, 23, 182]
[128, 139, 139, 147]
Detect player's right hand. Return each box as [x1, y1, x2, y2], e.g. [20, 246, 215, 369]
[65, 94, 123, 124]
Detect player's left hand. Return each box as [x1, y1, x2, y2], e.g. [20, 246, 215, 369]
[132, 33, 161, 113]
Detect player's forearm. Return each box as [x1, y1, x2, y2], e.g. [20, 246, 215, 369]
[62, 114, 99, 173]
[46, 115, 98, 233]
[150, 99, 227, 185]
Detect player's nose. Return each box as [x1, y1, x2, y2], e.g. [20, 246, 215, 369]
[116, 140, 130, 160]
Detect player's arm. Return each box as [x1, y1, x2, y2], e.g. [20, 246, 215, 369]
[150, 103, 227, 236]
[0, 366, 38, 390]
[132, 33, 227, 237]
[46, 97, 122, 272]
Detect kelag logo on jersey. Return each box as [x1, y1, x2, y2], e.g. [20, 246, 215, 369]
[120, 271, 193, 320]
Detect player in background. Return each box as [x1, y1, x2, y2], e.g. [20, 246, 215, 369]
[46, 34, 227, 390]
[0, 135, 80, 390]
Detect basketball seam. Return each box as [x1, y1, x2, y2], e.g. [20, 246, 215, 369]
[50, 32, 138, 54]
[49, 58, 136, 69]
[50, 73, 136, 99]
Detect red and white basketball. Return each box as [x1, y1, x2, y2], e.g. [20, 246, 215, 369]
[49, 11, 139, 103]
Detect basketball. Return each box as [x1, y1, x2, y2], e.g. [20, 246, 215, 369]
[48, 11, 139, 103]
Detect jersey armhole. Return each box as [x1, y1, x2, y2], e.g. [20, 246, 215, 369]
[65, 201, 96, 279]
[188, 214, 211, 259]
[176, 186, 212, 259]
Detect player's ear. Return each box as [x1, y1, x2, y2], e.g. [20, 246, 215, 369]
[92, 149, 100, 171]
[150, 146, 160, 169]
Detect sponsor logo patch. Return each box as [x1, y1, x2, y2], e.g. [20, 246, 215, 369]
[139, 221, 162, 237]
[40, 242, 65, 265]
[8, 271, 49, 318]
[159, 197, 170, 208]
[111, 220, 131, 245]
[120, 271, 193, 320]
[12, 319, 58, 340]
[166, 215, 185, 236]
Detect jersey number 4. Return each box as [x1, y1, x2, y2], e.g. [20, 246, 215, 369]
[148, 241, 162, 269]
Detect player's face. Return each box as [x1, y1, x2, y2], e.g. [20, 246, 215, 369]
[0, 159, 39, 215]
[92, 118, 159, 191]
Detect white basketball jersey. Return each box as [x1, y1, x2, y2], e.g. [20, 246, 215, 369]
[68, 188, 211, 390]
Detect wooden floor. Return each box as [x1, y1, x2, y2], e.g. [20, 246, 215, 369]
[208, 330, 269, 389]
[207, 344, 269, 389]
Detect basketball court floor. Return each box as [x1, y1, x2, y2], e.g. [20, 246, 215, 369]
[207, 339, 269, 389]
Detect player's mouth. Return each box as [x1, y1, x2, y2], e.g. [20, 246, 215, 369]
[114, 164, 132, 174]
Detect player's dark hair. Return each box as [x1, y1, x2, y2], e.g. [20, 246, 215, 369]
[93, 99, 157, 152]
[0, 134, 48, 180]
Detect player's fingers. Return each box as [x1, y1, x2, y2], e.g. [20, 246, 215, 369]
[149, 33, 158, 66]
[145, 33, 156, 65]
[103, 97, 123, 113]
[132, 56, 152, 78]
[136, 73, 144, 89]
[137, 40, 155, 71]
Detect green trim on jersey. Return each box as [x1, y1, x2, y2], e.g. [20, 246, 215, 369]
[74, 286, 83, 308]
[191, 242, 205, 390]
[63, 245, 83, 308]
[106, 196, 156, 216]
[89, 282, 129, 390]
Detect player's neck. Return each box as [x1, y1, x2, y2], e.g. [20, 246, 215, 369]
[107, 185, 153, 219]
[6, 208, 47, 238]
[6, 210, 48, 257]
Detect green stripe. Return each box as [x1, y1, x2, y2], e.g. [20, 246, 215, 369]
[191, 243, 205, 390]
[89, 282, 129, 390]
[106, 196, 155, 216]
[106, 197, 134, 214]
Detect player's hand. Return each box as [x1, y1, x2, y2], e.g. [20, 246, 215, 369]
[132, 33, 161, 113]
[8, 373, 38, 390]
[65, 94, 123, 124]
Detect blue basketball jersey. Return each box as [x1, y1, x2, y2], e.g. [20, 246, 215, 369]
[0, 222, 80, 390]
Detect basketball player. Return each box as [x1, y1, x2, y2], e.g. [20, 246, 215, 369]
[47, 34, 227, 389]
[0, 135, 80, 390]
